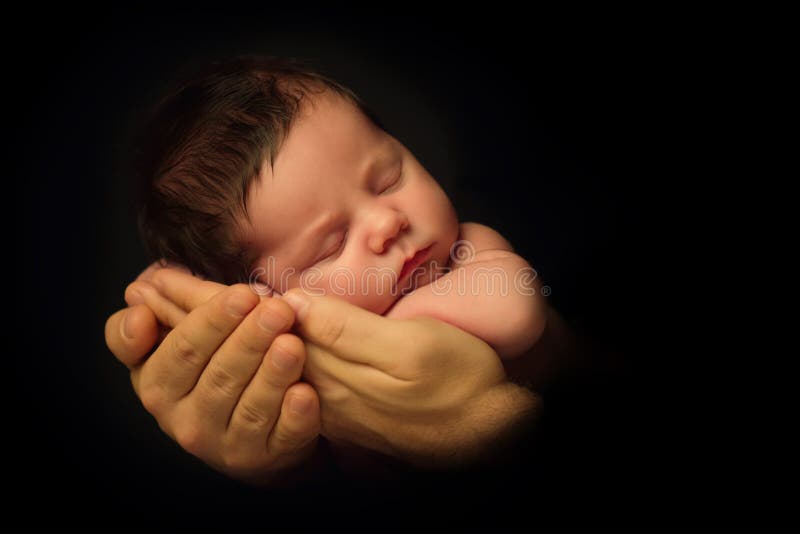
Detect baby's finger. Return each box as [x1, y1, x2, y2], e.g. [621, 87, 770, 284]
[141, 284, 259, 403]
[125, 280, 187, 329]
[266, 382, 321, 459]
[105, 305, 160, 368]
[150, 267, 228, 314]
[227, 334, 312, 454]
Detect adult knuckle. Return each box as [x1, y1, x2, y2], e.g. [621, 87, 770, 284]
[206, 302, 235, 337]
[257, 360, 290, 390]
[270, 428, 303, 450]
[169, 329, 204, 369]
[149, 269, 168, 290]
[236, 400, 273, 431]
[273, 334, 304, 360]
[237, 322, 270, 355]
[237, 338, 267, 359]
[139, 385, 166, 416]
[375, 366, 424, 400]
[318, 313, 347, 349]
[174, 421, 206, 457]
[204, 361, 240, 399]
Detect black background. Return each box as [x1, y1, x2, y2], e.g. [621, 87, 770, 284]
[12, 6, 684, 525]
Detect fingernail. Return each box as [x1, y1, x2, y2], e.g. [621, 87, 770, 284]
[227, 293, 256, 317]
[258, 307, 289, 332]
[281, 291, 309, 321]
[121, 312, 133, 340]
[289, 394, 312, 415]
[271, 346, 297, 371]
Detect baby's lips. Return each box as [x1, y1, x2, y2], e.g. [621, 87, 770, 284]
[399, 244, 434, 282]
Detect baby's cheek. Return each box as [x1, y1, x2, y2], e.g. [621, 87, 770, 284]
[295, 268, 398, 314]
[338, 271, 398, 315]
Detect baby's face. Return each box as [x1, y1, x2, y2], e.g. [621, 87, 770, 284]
[243, 91, 459, 315]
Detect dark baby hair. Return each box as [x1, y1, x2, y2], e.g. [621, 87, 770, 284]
[133, 54, 384, 284]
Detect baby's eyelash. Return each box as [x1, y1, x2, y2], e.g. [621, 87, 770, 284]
[334, 231, 348, 253]
[320, 230, 348, 262]
[379, 166, 403, 194]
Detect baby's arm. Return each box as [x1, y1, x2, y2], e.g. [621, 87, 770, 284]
[385, 222, 548, 359]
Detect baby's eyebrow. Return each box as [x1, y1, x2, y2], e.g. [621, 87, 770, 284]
[362, 143, 401, 181]
[361, 152, 394, 183]
[307, 210, 338, 239]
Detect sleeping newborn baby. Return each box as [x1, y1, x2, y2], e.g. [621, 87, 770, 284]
[138, 55, 548, 359]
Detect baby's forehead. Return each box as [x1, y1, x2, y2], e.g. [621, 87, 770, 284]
[296, 89, 367, 124]
[242, 95, 387, 249]
[270, 92, 390, 176]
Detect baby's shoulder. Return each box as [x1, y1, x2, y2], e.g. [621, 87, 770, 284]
[458, 221, 515, 254]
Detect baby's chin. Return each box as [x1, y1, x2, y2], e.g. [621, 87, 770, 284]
[328, 243, 456, 314]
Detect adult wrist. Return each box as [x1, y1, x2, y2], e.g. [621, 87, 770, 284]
[397, 383, 540, 471]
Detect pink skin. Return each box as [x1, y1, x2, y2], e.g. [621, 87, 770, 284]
[242, 91, 460, 315]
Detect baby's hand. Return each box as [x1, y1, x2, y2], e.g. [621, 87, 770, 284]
[387, 222, 547, 357]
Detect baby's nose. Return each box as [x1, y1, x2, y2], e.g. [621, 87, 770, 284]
[368, 212, 409, 254]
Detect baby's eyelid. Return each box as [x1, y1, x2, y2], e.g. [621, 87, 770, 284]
[379, 168, 403, 194]
[319, 230, 348, 262]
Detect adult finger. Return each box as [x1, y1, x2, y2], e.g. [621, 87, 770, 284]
[189, 298, 295, 428]
[135, 261, 165, 283]
[105, 305, 160, 368]
[227, 333, 313, 453]
[141, 284, 259, 402]
[149, 267, 229, 313]
[125, 280, 187, 329]
[302, 340, 401, 401]
[135, 260, 194, 283]
[266, 382, 321, 458]
[280, 290, 411, 373]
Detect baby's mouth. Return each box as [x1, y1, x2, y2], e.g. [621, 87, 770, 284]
[399, 244, 434, 283]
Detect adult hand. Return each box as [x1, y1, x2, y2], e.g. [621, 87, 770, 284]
[108, 265, 540, 474]
[280, 289, 540, 468]
[104, 264, 322, 486]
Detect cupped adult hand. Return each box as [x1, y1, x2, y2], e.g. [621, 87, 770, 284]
[280, 289, 540, 468]
[108, 264, 540, 471]
[104, 263, 322, 486]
